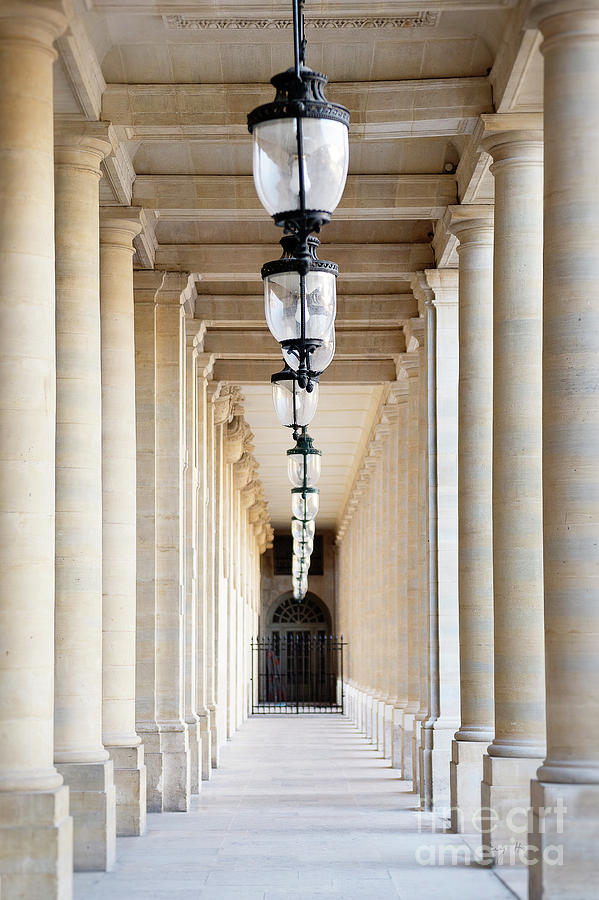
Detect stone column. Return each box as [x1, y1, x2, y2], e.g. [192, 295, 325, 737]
[196, 353, 215, 779]
[421, 268, 461, 813]
[0, 4, 72, 896]
[211, 386, 234, 756]
[389, 381, 410, 772]
[478, 116, 546, 861]
[182, 328, 201, 794]
[99, 210, 147, 837]
[153, 272, 190, 811]
[528, 5, 599, 896]
[448, 207, 495, 833]
[133, 271, 160, 808]
[398, 346, 422, 786]
[54, 124, 116, 871]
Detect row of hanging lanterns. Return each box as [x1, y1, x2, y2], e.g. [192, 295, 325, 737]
[247, 0, 349, 600]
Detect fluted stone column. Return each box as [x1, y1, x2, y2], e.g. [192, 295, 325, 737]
[196, 353, 215, 778]
[99, 210, 147, 836]
[477, 116, 546, 861]
[389, 381, 410, 772]
[54, 125, 117, 872]
[528, 5, 599, 896]
[448, 207, 495, 833]
[398, 350, 421, 785]
[0, 4, 72, 896]
[421, 268, 461, 813]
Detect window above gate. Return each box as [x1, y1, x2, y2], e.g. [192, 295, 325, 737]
[271, 596, 326, 625]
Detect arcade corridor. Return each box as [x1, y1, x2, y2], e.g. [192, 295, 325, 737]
[75, 717, 526, 900]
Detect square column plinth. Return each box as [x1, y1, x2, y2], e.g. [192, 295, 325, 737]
[0, 785, 72, 899]
[106, 745, 146, 836]
[529, 780, 599, 899]
[55, 761, 115, 871]
[450, 739, 486, 833]
[481, 754, 542, 864]
[144, 727, 190, 813]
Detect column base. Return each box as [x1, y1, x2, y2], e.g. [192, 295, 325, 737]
[383, 703, 394, 760]
[208, 706, 219, 769]
[391, 707, 404, 770]
[412, 719, 424, 790]
[481, 754, 542, 864]
[528, 779, 599, 899]
[450, 739, 487, 833]
[186, 719, 201, 794]
[375, 699, 385, 751]
[421, 721, 455, 814]
[55, 760, 115, 871]
[365, 694, 374, 741]
[0, 784, 72, 900]
[199, 713, 211, 781]
[402, 711, 416, 784]
[141, 725, 190, 813]
[105, 744, 147, 836]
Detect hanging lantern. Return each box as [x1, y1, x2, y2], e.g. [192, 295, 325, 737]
[287, 430, 321, 488]
[248, 66, 349, 236]
[291, 516, 315, 541]
[271, 366, 319, 439]
[263, 235, 337, 385]
[291, 486, 320, 521]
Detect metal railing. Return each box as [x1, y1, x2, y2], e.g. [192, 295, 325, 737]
[251, 633, 345, 714]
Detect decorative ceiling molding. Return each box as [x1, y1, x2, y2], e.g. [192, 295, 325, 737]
[163, 12, 438, 30]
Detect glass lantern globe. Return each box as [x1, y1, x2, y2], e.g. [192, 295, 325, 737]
[271, 367, 319, 435]
[291, 517, 315, 541]
[247, 67, 350, 233]
[293, 537, 313, 557]
[263, 236, 337, 345]
[287, 431, 321, 488]
[291, 487, 319, 521]
[292, 556, 307, 577]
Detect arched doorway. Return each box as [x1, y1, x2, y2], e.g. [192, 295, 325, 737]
[253, 593, 343, 713]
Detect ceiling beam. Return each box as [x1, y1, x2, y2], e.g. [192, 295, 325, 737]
[103, 77, 492, 141]
[194, 294, 418, 327]
[154, 242, 434, 275]
[212, 358, 397, 384]
[133, 174, 457, 221]
[202, 328, 405, 358]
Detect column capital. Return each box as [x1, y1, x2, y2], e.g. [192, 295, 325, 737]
[402, 316, 425, 352]
[479, 113, 544, 167]
[397, 350, 420, 380]
[54, 121, 116, 175]
[100, 207, 144, 251]
[410, 272, 434, 316]
[446, 204, 494, 247]
[196, 352, 215, 381]
[154, 271, 191, 307]
[424, 268, 459, 307]
[0, 1, 69, 50]
[531, 1, 599, 41]
[389, 378, 410, 403]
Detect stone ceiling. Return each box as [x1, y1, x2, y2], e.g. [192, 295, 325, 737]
[55, 0, 544, 530]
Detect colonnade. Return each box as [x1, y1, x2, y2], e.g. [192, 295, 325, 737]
[0, 6, 270, 894]
[338, 5, 599, 895]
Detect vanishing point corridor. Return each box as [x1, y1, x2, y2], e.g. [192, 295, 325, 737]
[75, 717, 526, 900]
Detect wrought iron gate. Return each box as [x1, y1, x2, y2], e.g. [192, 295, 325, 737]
[251, 633, 345, 714]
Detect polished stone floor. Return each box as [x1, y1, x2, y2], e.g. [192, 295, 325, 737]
[75, 716, 527, 899]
